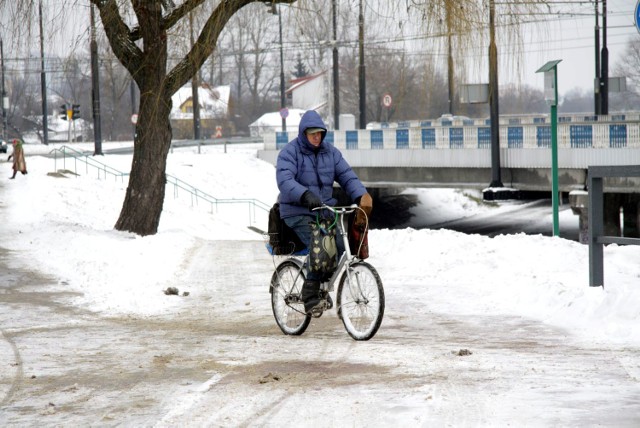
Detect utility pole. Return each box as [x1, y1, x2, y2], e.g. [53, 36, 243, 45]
[446, 4, 454, 115]
[268, 3, 286, 132]
[488, 0, 503, 187]
[332, 0, 340, 129]
[190, 11, 201, 141]
[1, 37, 8, 141]
[277, 5, 286, 132]
[39, 0, 49, 145]
[358, 0, 366, 129]
[600, 0, 609, 115]
[594, 0, 601, 115]
[90, 4, 103, 155]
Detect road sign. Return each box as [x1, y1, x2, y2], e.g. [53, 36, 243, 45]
[279, 108, 289, 119]
[635, 0, 640, 33]
[382, 93, 392, 108]
[131, 114, 138, 124]
[215, 126, 222, 138]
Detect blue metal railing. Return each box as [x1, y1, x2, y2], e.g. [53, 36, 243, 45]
[49, 145, 270, 229]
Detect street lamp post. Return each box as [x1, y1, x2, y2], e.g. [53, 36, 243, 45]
[358, 0, 366, 129]
[277, 6, 286, 132]
[1, 37, 8, 141]
[332, 0, 340, 129]
[269, 3, 287, 132]
[90, 4, 103, 155]
[488, 0, 502, 187]
[39, 0, 49, 145]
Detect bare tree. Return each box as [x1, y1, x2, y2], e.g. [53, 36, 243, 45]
[611, 35, 640, 111]
[98, 41, 135, 141]
[1, 0, 296, 236]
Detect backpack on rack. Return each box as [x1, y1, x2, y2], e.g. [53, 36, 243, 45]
[267, 203, 307, 255]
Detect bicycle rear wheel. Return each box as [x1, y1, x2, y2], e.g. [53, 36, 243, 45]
[337, 261, 384, 341]
[270, 259, 311, 335]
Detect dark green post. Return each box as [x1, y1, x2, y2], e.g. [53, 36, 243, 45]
[536, 60, 562, 237]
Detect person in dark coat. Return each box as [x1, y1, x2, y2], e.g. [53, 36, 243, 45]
[276, 110, 372, 314]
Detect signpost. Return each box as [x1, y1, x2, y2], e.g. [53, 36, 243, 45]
[635, 0, 640, 33]
[382, 93, 392, 108]
[536, 60, 562, 237]
[279, 107, 288, 133]
[382, 93, 392, 122]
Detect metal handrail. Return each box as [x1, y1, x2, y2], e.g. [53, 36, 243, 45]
[49, 145, 270, 228]
[50, 145, 128, 181]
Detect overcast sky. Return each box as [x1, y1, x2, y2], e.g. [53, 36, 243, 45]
[2, 0, 639, 100]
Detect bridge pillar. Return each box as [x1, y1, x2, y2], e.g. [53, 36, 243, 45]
[569, 191, 589, 244]
[622, 196, 640, 237]
[603, 194, 623, 237]
[570, 191, 640, 244]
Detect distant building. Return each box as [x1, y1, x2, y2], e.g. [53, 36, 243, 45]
[249, 108, 306, 137]
[170, 84, 234, 138]
[287, 71, 328, 114]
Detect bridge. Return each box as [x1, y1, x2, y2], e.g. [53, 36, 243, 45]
[257, 112, 640, 239]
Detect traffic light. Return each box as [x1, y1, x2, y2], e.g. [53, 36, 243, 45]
[60, 104, 68, 121]
[72, 104, 80, 120]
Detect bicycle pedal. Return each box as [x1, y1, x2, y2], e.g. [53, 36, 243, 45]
[310, 307, 323, 318]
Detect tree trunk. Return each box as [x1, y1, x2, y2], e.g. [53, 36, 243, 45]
[114, 88, 172, 236]
[95, 0, 296, 236]
[114, 0, 171, 236]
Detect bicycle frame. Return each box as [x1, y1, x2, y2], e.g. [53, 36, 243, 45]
[319, 205, 359, 293]
[271, 205, 361, 296]
[270, 204, 384, 339]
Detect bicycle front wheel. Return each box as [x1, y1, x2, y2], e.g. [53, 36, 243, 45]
[337, 261, 384, 341]
[270, 259, 311, 335]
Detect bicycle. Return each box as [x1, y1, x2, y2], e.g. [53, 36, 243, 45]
[268, 205, 385, 341]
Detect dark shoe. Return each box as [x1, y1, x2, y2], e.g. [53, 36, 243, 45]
[305, 298, 323, 317]
[320, 291, 333, 310]
[302, 279, 321, 314]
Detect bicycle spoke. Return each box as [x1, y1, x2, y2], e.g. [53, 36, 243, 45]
[337, 262, 385, 341]
[271, 260, 311, 335]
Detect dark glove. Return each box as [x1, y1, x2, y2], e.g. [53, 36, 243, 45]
[301, 190, 322, 210]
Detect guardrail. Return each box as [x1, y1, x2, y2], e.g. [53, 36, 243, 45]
[49, 145, 270, 230]
[164, 174, 271, 227]
[588, 165, 640, 288]
[263, 113, 640, 151]
[50, 145, 129, 181]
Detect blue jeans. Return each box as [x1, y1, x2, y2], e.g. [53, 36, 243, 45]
[284, 215, 344, 281]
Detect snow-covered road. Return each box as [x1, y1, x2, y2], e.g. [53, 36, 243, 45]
[2, 239, 638, 427]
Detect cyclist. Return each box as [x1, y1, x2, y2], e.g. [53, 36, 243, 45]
[276, 110, 372, 314]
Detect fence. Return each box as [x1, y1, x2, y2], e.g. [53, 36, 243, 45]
[49, 145, 270, 231]
[263, 113, 640, 151]
[588, 165, 640, 288]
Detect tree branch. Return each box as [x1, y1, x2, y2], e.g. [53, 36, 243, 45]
[130, 0, 206, 41]
[91, 0, 143, 82]
[165, 0, 296, 96]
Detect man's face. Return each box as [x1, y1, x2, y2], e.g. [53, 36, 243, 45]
[306, 131, 322, 147]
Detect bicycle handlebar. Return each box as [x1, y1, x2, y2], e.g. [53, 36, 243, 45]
[312, 204, 358, 215]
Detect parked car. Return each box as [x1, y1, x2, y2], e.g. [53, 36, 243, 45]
[0, 139, 7, 154]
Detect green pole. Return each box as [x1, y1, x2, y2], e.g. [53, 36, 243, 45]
[551, 67, 559, 236]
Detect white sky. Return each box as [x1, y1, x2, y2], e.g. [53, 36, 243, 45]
[5, 0, 638, 100]
[1, 141, 639, 424]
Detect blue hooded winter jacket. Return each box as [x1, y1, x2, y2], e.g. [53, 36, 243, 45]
[276, 110, 367, 219]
